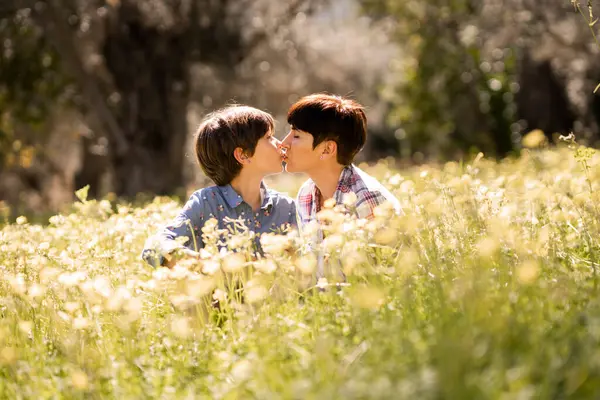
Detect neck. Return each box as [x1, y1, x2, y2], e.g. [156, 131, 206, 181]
[307, 163, 345, 201]
[230, 171, 264, 211]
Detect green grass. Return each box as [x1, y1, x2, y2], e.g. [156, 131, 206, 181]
[1, 145, 600, 399]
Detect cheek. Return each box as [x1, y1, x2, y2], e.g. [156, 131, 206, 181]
[292, 139, 310, 153]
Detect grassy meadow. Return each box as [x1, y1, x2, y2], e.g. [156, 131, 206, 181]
[1, 143, 600, 399]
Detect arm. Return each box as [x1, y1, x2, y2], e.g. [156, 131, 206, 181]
[141, 191, 205, 268]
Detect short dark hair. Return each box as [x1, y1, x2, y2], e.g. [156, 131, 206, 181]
[194, 105, 274, 186]
[287, 93, 367, 165]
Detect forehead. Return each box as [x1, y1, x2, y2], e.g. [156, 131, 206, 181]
[290, 126, 309, 134]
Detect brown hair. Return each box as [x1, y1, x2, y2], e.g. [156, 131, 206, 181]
[287, 93, 367, 165]
[194, 105, 274, 186]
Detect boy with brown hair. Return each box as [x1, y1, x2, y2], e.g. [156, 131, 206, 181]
[142, 105, 296, 268]
[281, 93, 401, 227]
[281, 93, 401, 279]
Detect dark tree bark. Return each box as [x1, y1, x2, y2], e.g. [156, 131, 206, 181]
[102, 12, 190, 196]
[516, 53, 575, 140]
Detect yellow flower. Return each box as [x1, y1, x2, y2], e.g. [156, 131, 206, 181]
[522, 129, 547, 149]
[342, 250, 367, 275]
[316, 278, 329, 290]
[64, 302, 80, 314]
[400, 180, 415, 194]
[171, 317, 192, 339]
[323, 234, 344, 252]
[213, 289, 227, 303]
[92, 276, 112, 298]
[222, 253, 247, 273]
[58, 271, 87, 287]
[296, 255, 317, 275]
[374, 227, 398, 246]
[323, 198, 337, 209]
[516, 260, 540, 284]
[201, 218, 218, 234]
[396, 249, 419, 275]
[342, 192, 358, 207]
[39, 267, 62, 285]
[245, 281, 269, 304]
[260, 234, 291, 255]
[388, 174, 403, 186]
[0, 348, 18, 365]
[57, 311, 70, 322]
[73, 317, 90, 330]
[373, 201, 395, 219]
[253, 259, 277, 275]
[185, 277, 215, 299]
[70, 370, 89, 390]
[125, 297, 144, 320]
[350, 286, 385, 310]
[18, 321, 33, 336]
[202, 260, 221, 276]
[8, 274, 26, 295]
[476, 237, 500, 258]
[231, 359, 252, 382]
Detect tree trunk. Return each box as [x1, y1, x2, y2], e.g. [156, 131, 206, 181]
[516, 53, 575, 140]
[103, 17, 190, 197]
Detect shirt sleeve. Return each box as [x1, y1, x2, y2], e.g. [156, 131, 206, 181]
[141, 191, 206, 267]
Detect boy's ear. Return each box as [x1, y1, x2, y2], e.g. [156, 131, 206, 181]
[233, 147, 250, 165]
[322, 140, 338, 158]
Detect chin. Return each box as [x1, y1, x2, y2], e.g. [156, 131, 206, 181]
[269, 164, 284, 174]
[283, 163, 295, 173]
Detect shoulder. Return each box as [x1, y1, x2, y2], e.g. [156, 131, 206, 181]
[182, 186, 219, 211]
[350, 165, 401, 207]
[349, 165, 381, 190]
[296, 178, 316, 198]
[189, 185, 219, 199]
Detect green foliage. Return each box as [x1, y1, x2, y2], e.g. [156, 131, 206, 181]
[360, 0, 518, 159]
[0, 9, 71, 165]
[1, 148, 600, 397]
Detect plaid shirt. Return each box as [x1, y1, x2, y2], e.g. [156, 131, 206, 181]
[296, 164, 402, 228]
[296, 164, 402, 280]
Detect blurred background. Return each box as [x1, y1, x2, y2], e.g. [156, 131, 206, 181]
[1, 0, 599, 218]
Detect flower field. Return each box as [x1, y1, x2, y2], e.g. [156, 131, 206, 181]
[1, 145, 600, 399]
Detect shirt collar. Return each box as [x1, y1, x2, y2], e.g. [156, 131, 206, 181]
[219, 182, 273, 211]
[335, 164, 355, 195]
[310, 165, 354, 213]
[259, 182, 274, 211]
[219, 185, 244, 208]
